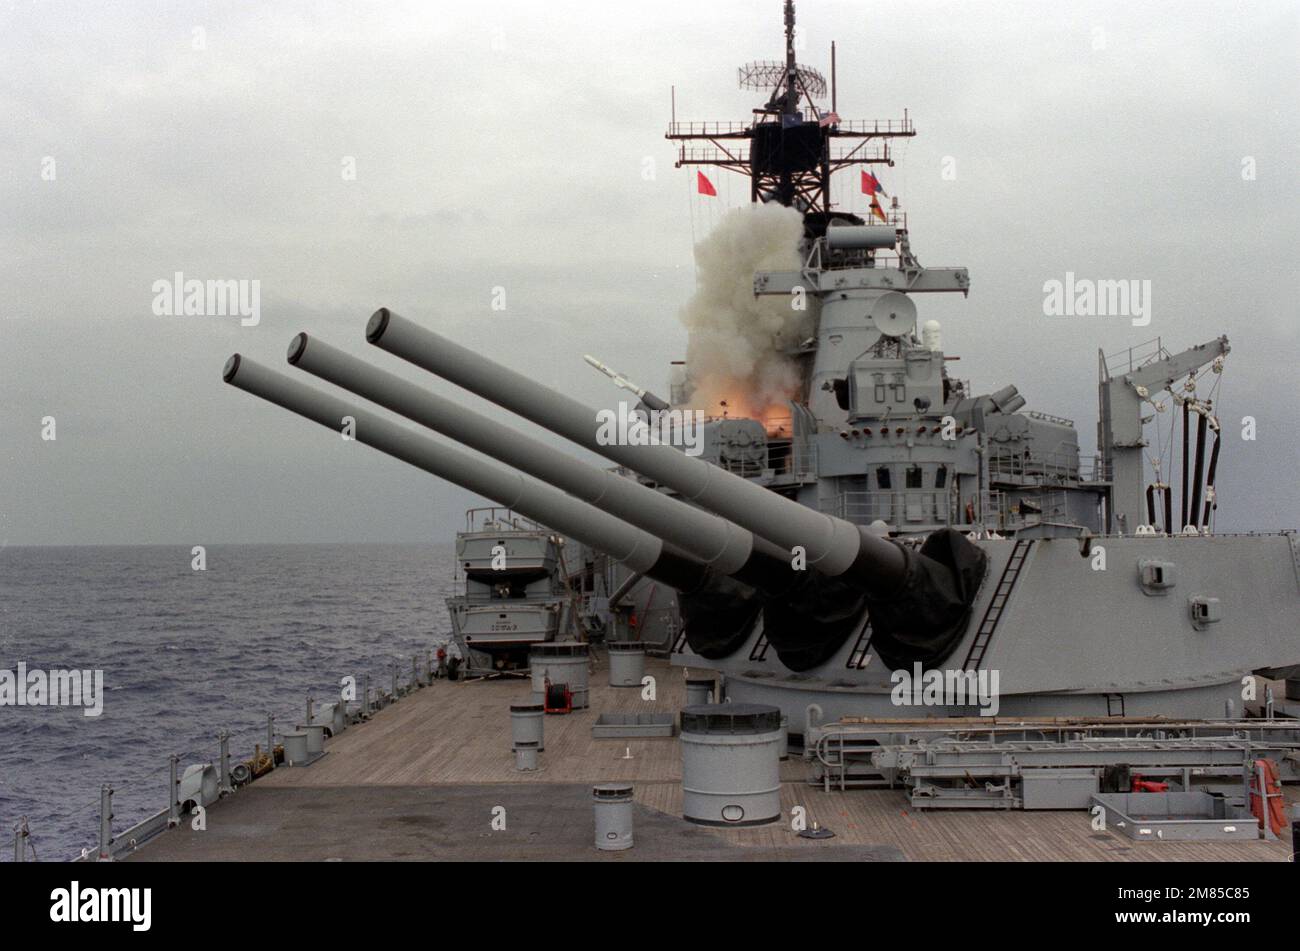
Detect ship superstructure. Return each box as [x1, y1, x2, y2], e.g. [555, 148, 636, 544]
[446, 507, 574, 674]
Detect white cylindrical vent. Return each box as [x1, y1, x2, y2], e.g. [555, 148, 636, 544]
[282, 731, 309, 766]
[685, 678, 715, 707]
[510, 702, 545, 751]
[593, 783, 634, 851]
[530, 643, 591, 709]
[679, 704, 782, 827]
[515, 741, 540, 771]
[297, 724, 326, 755]
[607, 641, 647, 687]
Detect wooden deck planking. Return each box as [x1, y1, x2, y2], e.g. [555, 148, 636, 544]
[259, 657, 1296, 861]
[262, 658, 693, 787]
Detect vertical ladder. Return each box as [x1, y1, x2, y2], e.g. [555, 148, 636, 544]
[845, 617, 874, 669]
[962, 538, 1033, 671]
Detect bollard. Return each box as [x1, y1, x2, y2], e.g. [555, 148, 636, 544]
[593, 784, 634, 851]
[218, 730, 233, 796]
[267, 715, 276, 770]
[514, 740, 540, 771]
[167, 754, 181, 827]
[98, 784, 114, 861]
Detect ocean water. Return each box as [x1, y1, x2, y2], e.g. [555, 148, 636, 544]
[0, 544, 456, 861]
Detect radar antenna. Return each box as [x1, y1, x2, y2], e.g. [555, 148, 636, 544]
[667, 0, 915, 235]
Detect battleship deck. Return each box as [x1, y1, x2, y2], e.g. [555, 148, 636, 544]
[127, 658, 1296, 862]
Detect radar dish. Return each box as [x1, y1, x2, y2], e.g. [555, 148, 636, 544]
[868, 292, 917, 338]
[738, 60, 827, 99]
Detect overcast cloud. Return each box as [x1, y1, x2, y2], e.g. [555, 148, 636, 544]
[1, 0, 1296, 545]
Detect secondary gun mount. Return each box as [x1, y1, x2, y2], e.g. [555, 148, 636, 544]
[583, 354, 671, 412]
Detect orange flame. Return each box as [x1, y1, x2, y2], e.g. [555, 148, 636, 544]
[691, 384, 793, 437]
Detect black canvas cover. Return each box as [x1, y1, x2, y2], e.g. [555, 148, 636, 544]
[681, 575, 766, 660]
[682, 529, 986, 672]
[763, 575, 869, 672]
[865, 529, 988, 669]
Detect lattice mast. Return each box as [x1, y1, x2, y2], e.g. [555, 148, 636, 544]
[666, 0, 915, 235]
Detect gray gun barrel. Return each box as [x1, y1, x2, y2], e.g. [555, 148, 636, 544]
[222, 354, 718, 593]
[366, 308, 906, 591]
[287, 333, 793, 591]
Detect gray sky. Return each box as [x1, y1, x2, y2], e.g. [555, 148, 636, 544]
[1, 0, 1296, 545]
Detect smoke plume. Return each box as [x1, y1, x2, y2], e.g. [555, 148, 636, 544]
[678, 202, 810, 420]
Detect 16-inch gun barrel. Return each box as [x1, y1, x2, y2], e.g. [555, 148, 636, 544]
[285, 332, 793, 592]
[222, 354, 726, 595]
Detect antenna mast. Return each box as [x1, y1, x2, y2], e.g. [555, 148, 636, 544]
[665, 1, 915, 237]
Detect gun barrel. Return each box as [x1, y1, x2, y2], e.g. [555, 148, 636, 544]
[367, 308, 906, 592]
[287, 333, 790, 588]
[221, 354, 713, 592]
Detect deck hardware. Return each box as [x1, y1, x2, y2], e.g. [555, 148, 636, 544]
[593, 783, 634, 851]
[167, 755, 180, 827]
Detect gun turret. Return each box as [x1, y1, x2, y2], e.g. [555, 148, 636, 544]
[370, 309, 901, 583]
[366, 308, 988, 669]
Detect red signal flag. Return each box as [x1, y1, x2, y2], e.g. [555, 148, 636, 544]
[861, 169, 888, 196]
[697, 171, 717, 197]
